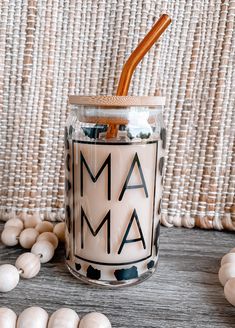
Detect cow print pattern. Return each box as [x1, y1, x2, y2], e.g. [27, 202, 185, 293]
[65, 179, 71, 192]
[147, 260, 155, 269]
[160, 128, 167, 149]
[114, 266, 138, 281]
[64, 127, 69, 150]
[87, 265, 101, 280]
[154, 221, 160, 256]
[158, 199, 162, 215]
[65, 205, 71, 233]
[159, 157, 165, 176]
[69, 125, 75, 137]
[74, 260, 159, 281]
[75, 263, 81, 271]
[66, 154, 70, 172]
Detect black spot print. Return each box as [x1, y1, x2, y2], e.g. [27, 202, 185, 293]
[154, 222, 160, 256]
[156, 221, 160, 238]
[87, 265, 101, 280]
[82, 124, 107, 139]
[64, 127, 69, 150]
[65, 205, 71, 233]
[114, 266, 138, 281]
[66, 154, 70, 172]
[75, 263, 81, 271]
[65, 179, 71, 192]
[138, 132, 151, 139]
[69, 125, 75, 136]
[147, 260, 155, 269]
[119, 125, 126, 131]
[127, 130, 134, 140]
[65, 126, 68, 138]
[160, 128, 167, 149]
[159, 157, 165, 176]
[158, 199, 162, 215]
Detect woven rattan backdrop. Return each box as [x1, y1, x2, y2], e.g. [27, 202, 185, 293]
[0, 0, 234, 230]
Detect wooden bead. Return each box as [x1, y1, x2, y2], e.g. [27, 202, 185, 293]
[35, 221, 53, 234]
[219, 263, 235, 286]
[224, 278, 235, 306]
[221, 253, 235, 266]
[4, 218, 24, 231]
[53, 222, 65, 242]
[17, 307, 48, 328]
[24, 214, 42, 229]
[1, 227, 21, 246]
[48, 308, 79, 328]
[19, 228, 39, 249]
[0, 264, 20, 292]
[0, 307, 17, 328]
[79, 312, 112, 328]
[31, 240, 55, 263]
[37, 232, 58, 249]
[15, 253, 41, 279]
[18, 212, 28, 222]
[229, 248, 235, 253]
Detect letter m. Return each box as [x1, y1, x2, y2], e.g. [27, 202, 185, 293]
[81, 206, 111, 254]
[80, 151, 111, 200]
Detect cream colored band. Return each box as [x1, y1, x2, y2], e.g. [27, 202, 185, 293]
[69, 95, 165, 107]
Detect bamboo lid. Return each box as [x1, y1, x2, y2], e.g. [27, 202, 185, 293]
[69, 95, 165, 107]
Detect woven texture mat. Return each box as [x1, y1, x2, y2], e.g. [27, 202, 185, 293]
[0, 0, 234, 230]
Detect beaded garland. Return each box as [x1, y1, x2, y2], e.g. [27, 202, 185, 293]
[218, 248, 235, 307]
[2, 213, 235, 326]
[0, 307, 111, 328]
[0, 214, 112, 327]
[0, 215, 62, 292]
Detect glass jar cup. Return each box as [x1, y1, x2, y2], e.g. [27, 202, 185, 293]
[64, 96, 166, 287]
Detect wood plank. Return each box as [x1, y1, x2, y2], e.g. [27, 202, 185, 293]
[0, 224, 235, 327]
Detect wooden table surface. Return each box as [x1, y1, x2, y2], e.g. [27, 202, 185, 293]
[1, 224, 235, 328]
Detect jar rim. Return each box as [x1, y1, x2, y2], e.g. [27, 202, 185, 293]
[69, 95, 165, 107]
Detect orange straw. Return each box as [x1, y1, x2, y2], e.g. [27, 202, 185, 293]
[117, 14, 172, 96]
[106, 14, 172, 138]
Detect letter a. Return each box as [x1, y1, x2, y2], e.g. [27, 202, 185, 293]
[118, 209, 146, 254]
[119, 152, 148, 201]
